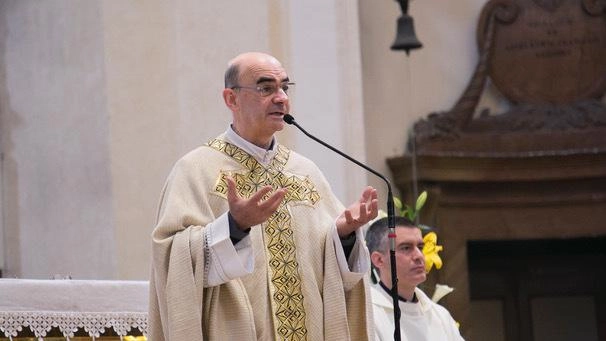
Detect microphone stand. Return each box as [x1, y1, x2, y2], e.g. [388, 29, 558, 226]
[283, 114, 402, 340]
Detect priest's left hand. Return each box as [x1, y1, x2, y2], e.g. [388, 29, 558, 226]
[336, 186, 378, 237]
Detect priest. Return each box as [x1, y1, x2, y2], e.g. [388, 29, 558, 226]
[148, 51, 378, 340]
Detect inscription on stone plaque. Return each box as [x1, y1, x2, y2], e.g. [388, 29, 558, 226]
[411, 0, 606, 155]
[480, 0, 606, 104]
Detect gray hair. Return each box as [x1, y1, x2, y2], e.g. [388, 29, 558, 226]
[224, 62, 240, 88]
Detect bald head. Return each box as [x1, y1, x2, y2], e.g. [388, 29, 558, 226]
[221, 52, 291, 148]
[224, 52, 283, 88]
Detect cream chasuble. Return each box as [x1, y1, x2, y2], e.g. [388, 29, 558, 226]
[149, 133, 373, 341]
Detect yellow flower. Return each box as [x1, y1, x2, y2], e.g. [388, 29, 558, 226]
[124, 336, 147, 341]
[422, 231, 443, 273]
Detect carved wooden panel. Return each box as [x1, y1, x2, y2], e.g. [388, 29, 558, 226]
[387, 153, 606, 340]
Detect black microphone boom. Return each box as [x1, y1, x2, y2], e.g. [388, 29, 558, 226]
[284, 114, 390, 187]
[283, 113, 402, 340]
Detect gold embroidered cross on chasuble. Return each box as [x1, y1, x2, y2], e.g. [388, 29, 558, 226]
[207, 139, 321, 340]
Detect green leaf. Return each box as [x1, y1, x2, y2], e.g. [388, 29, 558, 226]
[403, 205, 416, 221]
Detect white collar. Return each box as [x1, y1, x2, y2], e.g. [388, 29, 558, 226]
[370, 283, 432, 315]
[223, 125, 278, 166]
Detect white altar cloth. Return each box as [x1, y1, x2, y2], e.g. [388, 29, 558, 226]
[0, 279, 149, 339]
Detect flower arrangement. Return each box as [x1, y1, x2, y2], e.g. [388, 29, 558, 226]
[392, 191, 443, 274]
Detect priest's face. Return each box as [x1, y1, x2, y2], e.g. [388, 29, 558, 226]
[224, 53, 291, 149]
[374, 226, 427, 293]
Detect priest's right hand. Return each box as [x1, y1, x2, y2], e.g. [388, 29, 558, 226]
[226, 176, 287, 230]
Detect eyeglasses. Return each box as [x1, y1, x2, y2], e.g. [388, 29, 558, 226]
[231, 82, 295, 97]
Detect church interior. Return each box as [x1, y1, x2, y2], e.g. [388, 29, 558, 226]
[1, 1, 605, 340]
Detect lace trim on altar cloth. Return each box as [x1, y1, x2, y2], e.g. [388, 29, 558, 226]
[0, 311, 147, 340]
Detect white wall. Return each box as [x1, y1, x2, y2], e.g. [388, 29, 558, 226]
[359, 0, 493, 203]
[288, 0, 367, 206]
[0, 0, 369, 280]
[1, 0, 526, 280]
[0, 152, 5, 274]
[0, 1, 116, 279]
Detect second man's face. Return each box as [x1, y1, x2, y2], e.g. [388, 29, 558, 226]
[384, 227, 427, 289]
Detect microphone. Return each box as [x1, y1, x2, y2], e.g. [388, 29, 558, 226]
[283, 113, 402, 341]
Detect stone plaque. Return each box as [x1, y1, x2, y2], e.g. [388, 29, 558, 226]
[478, 0, 606, 104]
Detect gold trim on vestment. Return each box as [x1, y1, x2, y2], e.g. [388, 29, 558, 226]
[207, 139, 321, 340]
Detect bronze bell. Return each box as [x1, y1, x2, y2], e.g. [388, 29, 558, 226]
[391, 0, 422, 54]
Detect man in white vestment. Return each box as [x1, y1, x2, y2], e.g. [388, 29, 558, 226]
[148, 51, 378, 340]
[366, 217, 464, 341]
